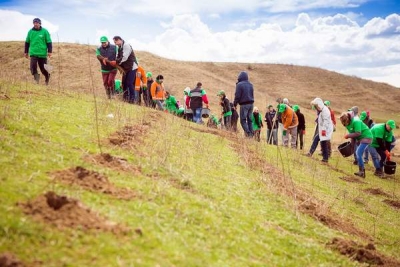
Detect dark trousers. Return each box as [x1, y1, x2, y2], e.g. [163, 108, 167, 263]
[309, 126, 320, 155]
[122, 69, 136, 103]
[30, 56, 49, 80]
[320, 140, 329, 161]
[296, 129, 304, 149]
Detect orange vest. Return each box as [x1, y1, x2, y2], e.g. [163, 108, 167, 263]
[135, 66, 147, 91]
[150, 81, 165, 100]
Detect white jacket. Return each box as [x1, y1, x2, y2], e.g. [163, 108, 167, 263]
[312, 98, 333, 141]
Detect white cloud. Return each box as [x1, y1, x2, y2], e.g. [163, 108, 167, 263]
[0, 10, 59, 41]
[363, 13, 400, 37]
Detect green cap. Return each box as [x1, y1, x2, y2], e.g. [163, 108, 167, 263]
[292, 105, 299, 112]
[359, 111, 367, 121]
[387, 120, 396, 130]
[100, 36, 108, 42]
[278, 104, 286, 113]
[324, 100, 330, 106]
[217, 90, 225, 96]
[146, 72, 152, 78]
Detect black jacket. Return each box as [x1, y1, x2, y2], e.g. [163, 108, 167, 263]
[234, 72, 254, 106]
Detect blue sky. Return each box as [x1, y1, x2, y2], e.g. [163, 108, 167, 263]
[0, 0, 399, 87]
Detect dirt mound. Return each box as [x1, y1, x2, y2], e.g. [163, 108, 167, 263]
[327, 237, 400, 266]
[339, 176, 366, 183]
[383, 199, 400, 209]
[364, 188, 390, 197]
[108, 124, 150, 153]
[18, 191, 129, 234]
[0, 252, 24, 267]
[51, 166, 136, 200]
[84, 153, 142, 174]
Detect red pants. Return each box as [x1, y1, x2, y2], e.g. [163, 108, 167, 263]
[102, 70, 117, 89]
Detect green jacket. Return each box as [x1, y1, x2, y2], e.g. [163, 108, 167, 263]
[251, 112, 263, 131]
[165, 95, 179, 114]
[370, 123, 393, 149]
[345, 118, 372, 140]
[25, 27, 52, 58]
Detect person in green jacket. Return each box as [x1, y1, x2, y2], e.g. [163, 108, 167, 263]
[251, 107, 263, 142]
[340, 111, 372, 178]
[165, 91, 179, 115]
[368, 120, 396, 177]
[24, 18, 52, 85]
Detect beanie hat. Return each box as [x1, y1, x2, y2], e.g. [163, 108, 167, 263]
[292, 105, 299, 112]
[33, 18, 41, 24]
[146, 72, 152, 78]
[387, 120, 396, 130]
[359, 111, 367, 121]
[100, 36, 108, 42]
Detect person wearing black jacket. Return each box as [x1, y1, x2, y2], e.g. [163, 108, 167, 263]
[265, 105, 278, 145]
[217, 90, 232, 130]
[293, 105, 306, 149]
[233, 71, 254, 137]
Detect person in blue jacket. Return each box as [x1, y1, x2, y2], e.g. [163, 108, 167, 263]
[233, 71, 254, 137]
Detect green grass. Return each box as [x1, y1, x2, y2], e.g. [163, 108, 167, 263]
[0, 81, 397, 266]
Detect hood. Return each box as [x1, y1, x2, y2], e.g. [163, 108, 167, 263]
[311, 98, 324, 110]
[237, 71, 248, 82]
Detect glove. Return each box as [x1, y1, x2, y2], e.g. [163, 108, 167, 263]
[344, 134, 349, 139]
[282, 130, 287, 136]
[302, 130, 306, 135]
[109, 61, 117, 67]
[385, 150, 391, 161]
[321, 130, 326, 137]
[142, 86, 147, 91]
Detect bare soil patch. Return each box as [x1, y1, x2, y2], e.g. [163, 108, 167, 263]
[339, 176, 366, 184]
[327, 237, 400, 266]
[51, 166, 136, 200]
[18, 191, 129, 234]
[84, 153, 141, 174]
[0, 252, 24, 267]
[383, 199, 400, 210]
[364, 188, 390, 197]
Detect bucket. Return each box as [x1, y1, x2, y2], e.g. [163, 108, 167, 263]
[338, 141, 353, 157]
[201, 108, 210, 118]
[384, 161, 396, 175]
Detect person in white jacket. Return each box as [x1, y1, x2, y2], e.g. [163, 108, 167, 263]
[311, 98, 334, 162]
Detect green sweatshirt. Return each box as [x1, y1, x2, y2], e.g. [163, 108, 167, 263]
[165, 95, 179, 114]
[251, 112, 263, 131]
[25, 27, 52, 58]
[370, 123, 393, 148]
[345, 118, 372, 140]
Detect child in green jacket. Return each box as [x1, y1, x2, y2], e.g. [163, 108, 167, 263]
[251, 107, 263, 142]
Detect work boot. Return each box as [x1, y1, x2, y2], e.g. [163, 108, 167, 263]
[354, 167, 365, 178]
[33, 73, 40, 84]
[45, 74, 50, 86]
[374, 168, 384, 178]
[353, 160, 358, 165]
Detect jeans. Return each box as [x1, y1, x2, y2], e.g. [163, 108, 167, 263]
[239, 104, 254, 136]
[309, 129, 320, 155]
[223, 115, 231, 130]
[155, 100, 164, 110]
[320, 140, 329, 161]
[266, 128, 278, 145]
[192, 108, 203, 124]
[134, 90, 140, 104]
[122, 69, 135, 103]
[356, 142, 369, 169]
[368, 146, 382, 170]
[363, 146, 370, 162]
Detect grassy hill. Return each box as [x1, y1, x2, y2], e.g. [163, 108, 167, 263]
[0, 41, 399, 266]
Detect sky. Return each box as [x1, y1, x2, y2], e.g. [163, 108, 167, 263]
[0, 0, 399, 87]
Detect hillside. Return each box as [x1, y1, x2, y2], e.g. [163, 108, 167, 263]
[1, 41, 400, 120]
[0, 41, 400, 266]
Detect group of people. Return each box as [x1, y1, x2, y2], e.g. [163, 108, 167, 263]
[25, 19, 396, 179]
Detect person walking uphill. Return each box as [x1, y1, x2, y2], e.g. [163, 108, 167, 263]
[186, 82, 209, 124]
[96, 36, 118, 99]
[339, 111, 372, 178]
[234, 71, 254, 137]
[278, 104, 298, 148]
[310, 98, 333, 162]
[113, 36, 138, 103]
[217, 90, 232, 130]
[24, 18, 52, 85]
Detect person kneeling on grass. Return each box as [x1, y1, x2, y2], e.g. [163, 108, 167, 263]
[339, 111, 372, 178]
[368, 120, 396, 177]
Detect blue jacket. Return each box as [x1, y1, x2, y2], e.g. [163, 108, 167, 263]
[234, 71, 254, 106]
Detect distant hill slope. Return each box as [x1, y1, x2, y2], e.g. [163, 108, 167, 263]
[1, 41, 399, 119]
